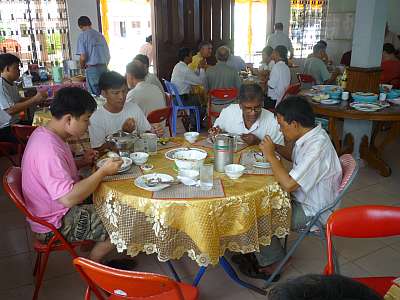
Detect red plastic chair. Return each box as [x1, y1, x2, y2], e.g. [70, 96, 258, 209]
[147, 107, 172, 137]
[0, 142, 18, 165]
[73, 257, 199, 300]
[11, 124, 37, 165]
[207, 88, 238, 129]
[325, 205, 400, 296]
[2, 167, 94, 300]
[297, 73, 316, 86]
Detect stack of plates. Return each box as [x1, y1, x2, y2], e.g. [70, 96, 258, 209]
[352, 92, 378, 103]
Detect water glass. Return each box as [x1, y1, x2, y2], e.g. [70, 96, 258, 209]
[200, 164, 214, 190]
[142, 133, 157, 155]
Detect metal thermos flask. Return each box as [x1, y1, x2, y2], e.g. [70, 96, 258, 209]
[214, 134, 234, 172]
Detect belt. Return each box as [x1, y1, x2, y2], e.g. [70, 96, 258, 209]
[86, 64, 106, 67]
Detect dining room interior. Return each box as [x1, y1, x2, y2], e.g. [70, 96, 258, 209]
[0, 0, 400, 299]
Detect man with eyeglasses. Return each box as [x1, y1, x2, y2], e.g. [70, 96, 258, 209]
[209, 83, 283, 146]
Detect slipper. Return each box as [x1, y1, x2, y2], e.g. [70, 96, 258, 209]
[231, 253, 256, 266]
[238, 262, 281, 282]
[105, 259, 137, 271]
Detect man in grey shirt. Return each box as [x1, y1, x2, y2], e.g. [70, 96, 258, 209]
[266, 23, 294, 59]
[206, 46, 241, 91]
[76, 16, 110, 96]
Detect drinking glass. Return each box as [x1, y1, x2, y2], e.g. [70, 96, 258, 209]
[200, 164, 213, 190]
[142, 133, 157, 155]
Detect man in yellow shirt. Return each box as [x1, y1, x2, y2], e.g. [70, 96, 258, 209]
[189, 41, 213, 71]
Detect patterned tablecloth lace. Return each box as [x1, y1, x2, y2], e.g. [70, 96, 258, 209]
[93, 138, 291, 266]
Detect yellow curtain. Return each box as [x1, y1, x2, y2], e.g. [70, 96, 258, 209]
[100, 0, 110, 44]
[235, 0, 268, 56]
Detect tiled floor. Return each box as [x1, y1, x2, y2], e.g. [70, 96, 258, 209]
[0, 137, 399, 299]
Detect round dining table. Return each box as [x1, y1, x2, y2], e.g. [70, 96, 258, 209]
[302, 91, 400, 177]
[92, 137, 291, 293]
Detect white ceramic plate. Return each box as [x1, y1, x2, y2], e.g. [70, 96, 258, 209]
[388, 98, 400, 105]
[164, 147, 207, 161]
[134, 173, 174, 192]
[96, 157, 132, 173]
[320, 99, 340, 105]
[350, 103, 381, 112]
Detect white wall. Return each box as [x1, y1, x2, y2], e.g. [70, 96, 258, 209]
[275, 0, 291, 34]
[66, 0, 99, 59]
[388, 0, 400, 33]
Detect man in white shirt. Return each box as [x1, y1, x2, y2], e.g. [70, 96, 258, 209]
[266, 23, 294, 59]
[126, 62, 166, 116]
[236, 96, 342, 280]
[266, 46, 291, 109]
[171, 47, 206, 130]
[133, 54, 165, 96]
[209, 83, 283, 146]
[0, 53, 47, 142]
[89, 71, 162, 150]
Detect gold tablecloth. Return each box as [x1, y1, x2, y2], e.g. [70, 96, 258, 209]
[32, 109, 91, 155]
[93, 138, 291, 266]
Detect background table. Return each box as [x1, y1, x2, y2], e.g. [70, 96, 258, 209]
[302, 92, 400, 177]
[93, 138, 291, 267]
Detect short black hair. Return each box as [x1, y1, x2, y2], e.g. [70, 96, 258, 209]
[146, 35, 152, 43]
[262, 46, 274, 56]
[198, 41, 212, 51]
[274, 23, 283, 30]
[275, 96, 315, 128]
[313, 42, 326, 54]
[50, 87, 96, 119]
[267, 274, 381, 300]
[134, 54, 150, 67]
[383, 43, 396, 54]
[126, 61, 146, 80]
[98, 71, 126, 92]
[0, 53, 21, 72]
[178, 47, 192, 61]
[275, 45, 288, 65]
[78, 16, 92, 27]
[317, 40, 328, 48]
[239, 83, 263, 103]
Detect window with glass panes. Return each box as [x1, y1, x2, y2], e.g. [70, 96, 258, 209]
[0, 0, 71, 69]
[289, 0, 328, 58]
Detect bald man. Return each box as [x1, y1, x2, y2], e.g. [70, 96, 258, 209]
[205, 45, 241, 91]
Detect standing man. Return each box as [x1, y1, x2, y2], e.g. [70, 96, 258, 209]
[266, 23, 294, 59]
[76, 16, 110, 96]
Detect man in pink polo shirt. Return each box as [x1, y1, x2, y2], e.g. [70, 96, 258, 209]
[22, 87, 122, 262]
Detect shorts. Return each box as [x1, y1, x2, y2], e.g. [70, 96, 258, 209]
[35, 204, 108, 244]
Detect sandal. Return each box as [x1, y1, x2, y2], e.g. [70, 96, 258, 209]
[238, 261, 281, 282]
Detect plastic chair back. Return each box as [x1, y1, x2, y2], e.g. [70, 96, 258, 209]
[11, 124, 36, 145]
[325, 205, 400, 296]
[147, 107, 172, 124]
[2, 167, 76, 254]
[297, 73, 316, 84]
[0, 142, 18, 165]
[282, 83, 301, 100]
[73, 257, 188, 300]
[209, 88, 238, 100]
[163, 79, 184, 107]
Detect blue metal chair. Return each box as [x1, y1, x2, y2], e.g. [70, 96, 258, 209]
[265, 154, 360, 284]
[162, 79, 201, 136]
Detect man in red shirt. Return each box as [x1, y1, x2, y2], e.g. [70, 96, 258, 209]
[381, 43, 400, 88]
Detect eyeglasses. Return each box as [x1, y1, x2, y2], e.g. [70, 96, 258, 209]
[242, 106, 262, 113]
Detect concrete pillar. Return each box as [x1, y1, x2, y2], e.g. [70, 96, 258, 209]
[351, 0, 388, 67]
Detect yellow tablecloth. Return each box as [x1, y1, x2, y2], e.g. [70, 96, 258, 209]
[32, 109, 91, 155]
[93, 138, 291, 266]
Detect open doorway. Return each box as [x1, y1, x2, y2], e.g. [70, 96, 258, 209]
[234, 0, 268, 67]
[99, 0, 152, 74]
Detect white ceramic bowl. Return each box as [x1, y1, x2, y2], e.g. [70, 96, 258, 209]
[130, 152, 149, 165]
[184, 132, 200, 144]
[224, 164, 245, 180]
[174, 149, 207, 170]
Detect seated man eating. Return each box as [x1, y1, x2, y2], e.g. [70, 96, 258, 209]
[237, 96, 342, 280]
[22, 87, 123, 263]
[209, 83, 283, 146]
[89, 71, 163, 150]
